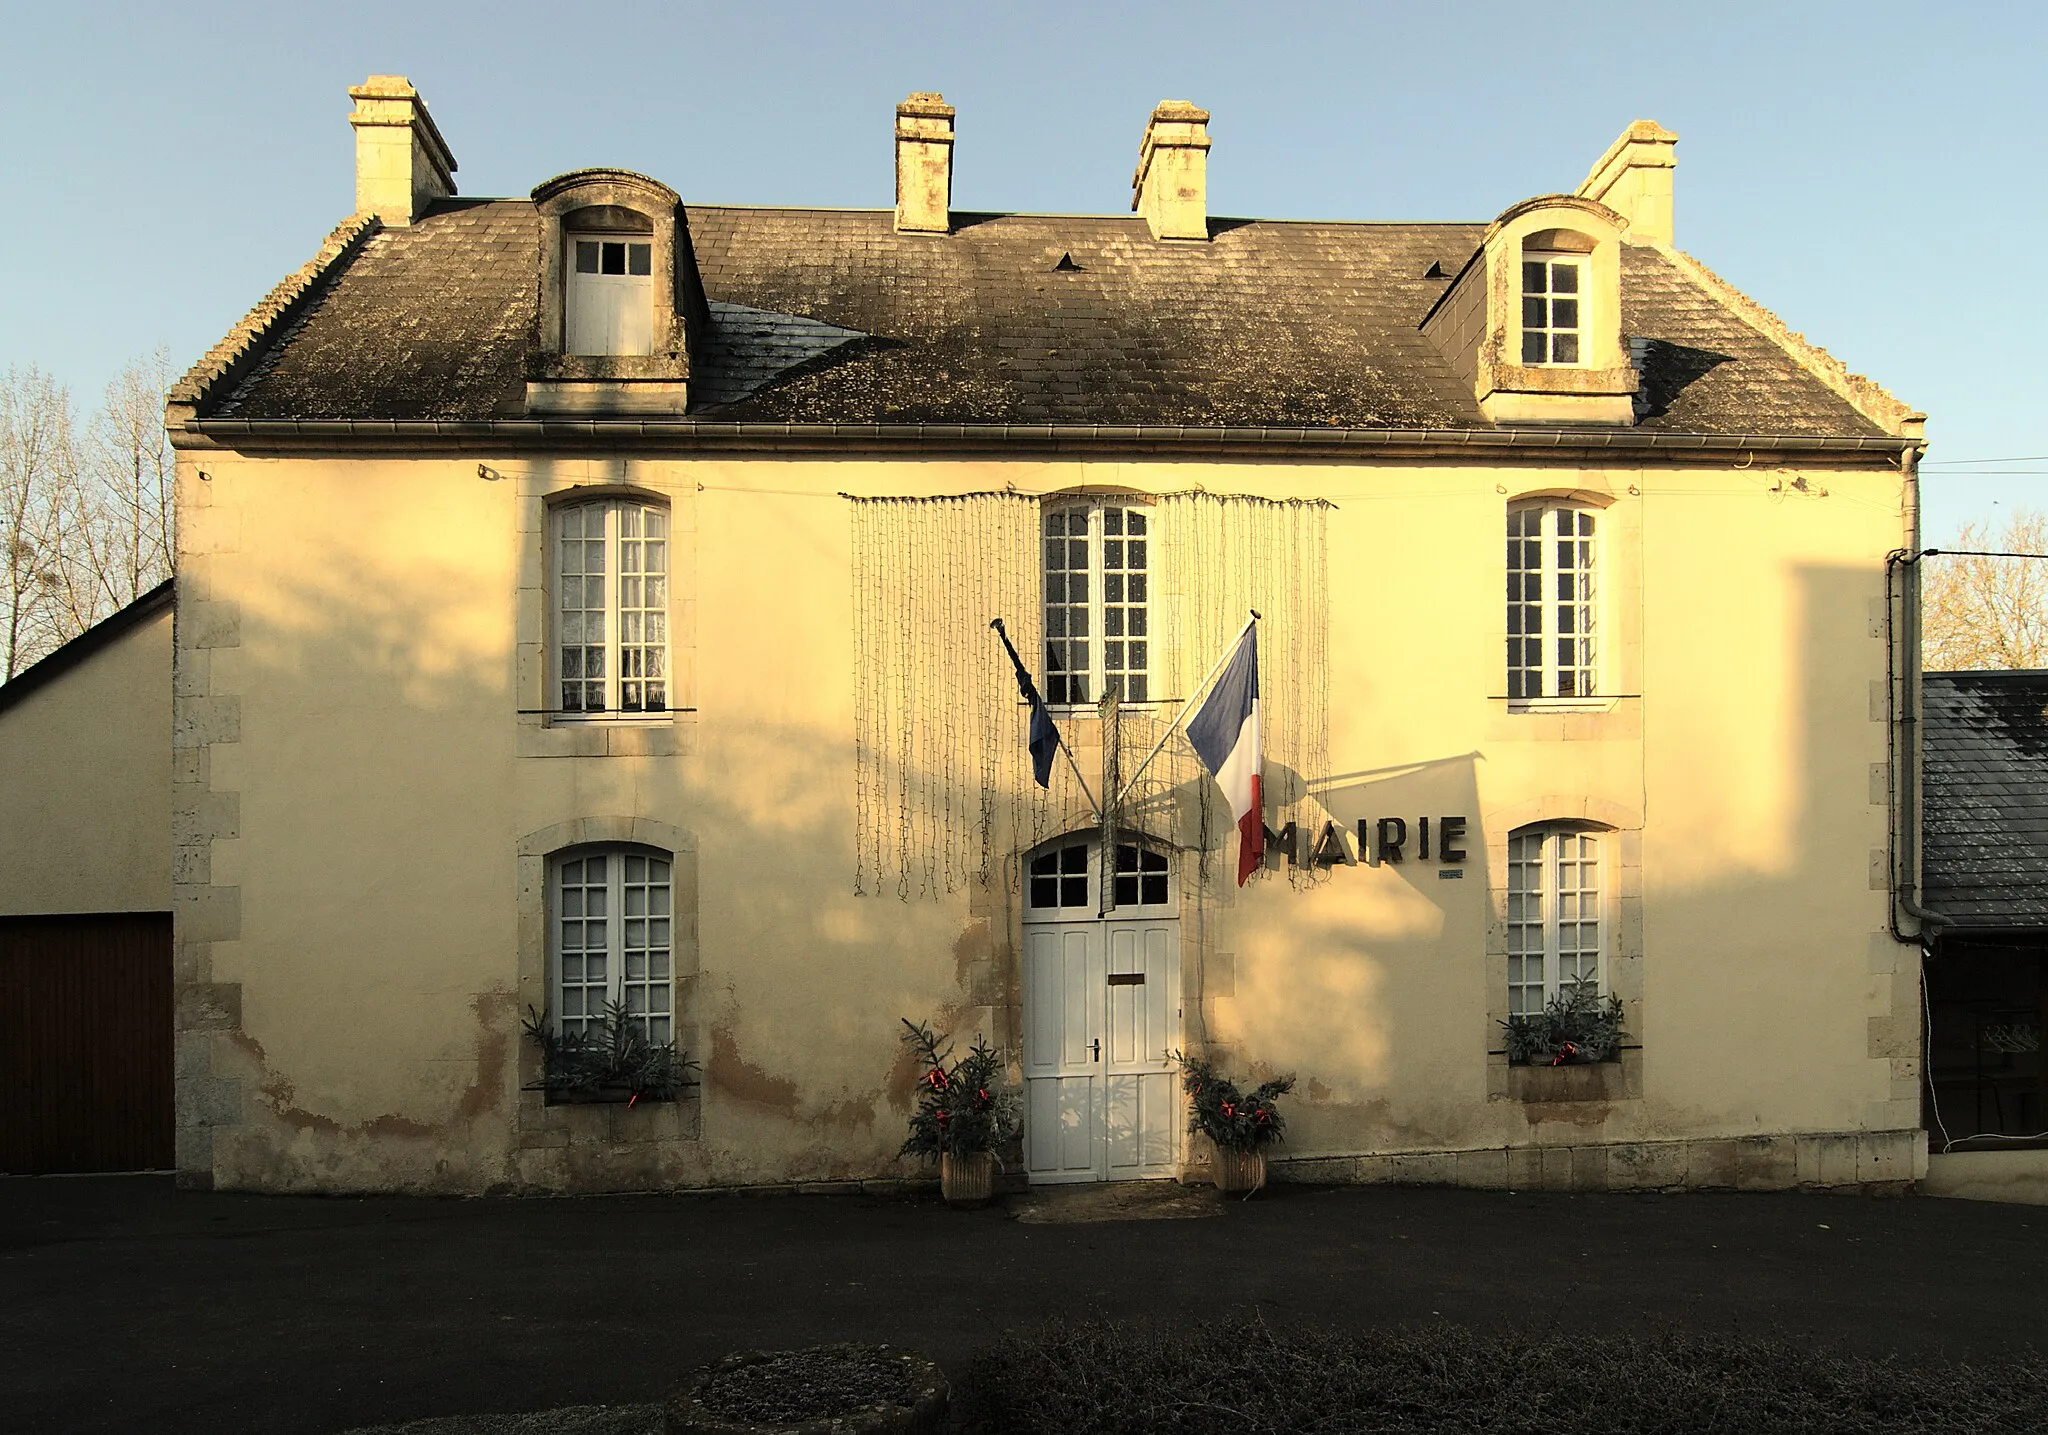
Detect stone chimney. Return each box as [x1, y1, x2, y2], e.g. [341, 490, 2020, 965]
[894, 93, 956, 234]
[1131, 101, 1211, 241]
[348, 76, 457, 227]
[1576, 120, 1677, 247]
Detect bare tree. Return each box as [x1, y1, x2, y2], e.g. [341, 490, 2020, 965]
[0, 354, 177, 681]
[83, 349, 177, 609]
[0, 366, 84, 679]
[1922, 511, 2048, 671]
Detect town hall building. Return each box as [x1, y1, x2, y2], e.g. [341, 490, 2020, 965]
[0, 78, 1947, 1197]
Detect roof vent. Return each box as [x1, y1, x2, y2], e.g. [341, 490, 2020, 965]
[1054, 252, 1083, 272]
[1424, 260, 1447, 279]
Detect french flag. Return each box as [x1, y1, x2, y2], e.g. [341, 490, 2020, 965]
[1185, 626, 1262, 886]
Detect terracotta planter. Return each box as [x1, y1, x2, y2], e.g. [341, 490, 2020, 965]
[1211, 1145, 1267, 1194]
[939, 1149, 995, 1206]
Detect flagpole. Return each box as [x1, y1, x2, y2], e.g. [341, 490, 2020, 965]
[1113, 608, 1260, 810]
[989, 620, 1102, 817]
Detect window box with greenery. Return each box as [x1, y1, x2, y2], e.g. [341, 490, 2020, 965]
[1171, 1052, 1294, 1194]
[899, 1018, 1019, 1206]
[1500, 979, 1626, 1067]
[523, 1000, 699, 1105]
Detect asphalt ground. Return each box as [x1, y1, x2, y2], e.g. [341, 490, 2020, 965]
[2, 1175, 2044, 1434]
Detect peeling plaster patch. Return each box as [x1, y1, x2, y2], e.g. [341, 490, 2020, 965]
[1306, 1077, 1333, 1104]
[226, 987, 513, 1140]
[708, 1022, 802, 1113]
[952, 917, 992, 989]
[708, 1023, 882, 1132]
[453, 990, 514, 1125]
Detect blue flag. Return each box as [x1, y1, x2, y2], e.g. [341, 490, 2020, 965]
[990, 619, 1060, 788]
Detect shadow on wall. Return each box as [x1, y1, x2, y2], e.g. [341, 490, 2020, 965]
[1218, 560, 1905, 1166]
[189, 461, 997, 1192]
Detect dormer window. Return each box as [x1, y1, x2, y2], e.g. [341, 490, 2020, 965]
[1520, 256, 1583, 365]
[527, 168, 709, 415]
[1420, 198, 1635, 425]
[567, 233, 654, 356]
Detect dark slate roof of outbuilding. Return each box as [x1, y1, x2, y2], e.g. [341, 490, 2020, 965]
[199, 198, 1893, 436]
[1922, 671, 2048, 930]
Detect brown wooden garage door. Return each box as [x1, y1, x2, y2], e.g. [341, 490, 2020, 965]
[0, 913, 173, 1173]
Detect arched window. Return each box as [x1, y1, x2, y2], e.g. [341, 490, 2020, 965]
[555, 496, 669, 716]
[1043, 500, 1150, 705]
[1507, 499, 1597, 701]
[1506, 824, 1606, 1015]
[553, 846, 673, 1042]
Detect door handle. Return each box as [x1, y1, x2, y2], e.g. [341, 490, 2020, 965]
[1091, 1039, 1101, 1062]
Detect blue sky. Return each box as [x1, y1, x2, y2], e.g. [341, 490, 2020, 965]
[3, 1, 2040, 541]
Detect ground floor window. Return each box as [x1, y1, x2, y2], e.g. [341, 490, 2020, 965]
[554, 846, 673, 1044]
[1925, 943, 2046, 1149]
[1506, 824, 1604, 1015]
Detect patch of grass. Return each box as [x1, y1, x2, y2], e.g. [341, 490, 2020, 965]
[949, 1317, 2047, 1434]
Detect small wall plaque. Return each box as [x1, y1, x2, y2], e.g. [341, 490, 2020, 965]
[1438, 869, 1464, 880]
[1106, 973, 1146, 986]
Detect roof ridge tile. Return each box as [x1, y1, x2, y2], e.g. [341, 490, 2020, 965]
[1655, 245, 1923, 439]
[169, 214, 383, 412]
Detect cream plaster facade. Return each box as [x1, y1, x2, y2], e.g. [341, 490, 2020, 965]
[161, 449, 1925, 1194]
[0, 598, 172, 917]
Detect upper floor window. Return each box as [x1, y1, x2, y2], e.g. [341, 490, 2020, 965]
[1507, 824, 1604, 1016]
[566, 233, 654, 356]
[554, 846, 673, 1044]
[1521, 255, 1583, 365]
[1507, 501, 1596, 700]
[556, 497, 668, 717]
[1044, 502, 1149, 705]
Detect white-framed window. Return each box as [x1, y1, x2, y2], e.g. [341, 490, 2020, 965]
[555, 497, 669, 717]
[1025, 839, 1174, 915]
[1506, 825, 1605, 1016]
[1043, 502, 1150, 705]
[1520, 255, 1584, 366]
[1507, 501, 1597, 701]
[566, 233, 654, 356]
[553, 846, 673, 1042]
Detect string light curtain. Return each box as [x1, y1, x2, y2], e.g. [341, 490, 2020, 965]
[849, 491, 1331, 899]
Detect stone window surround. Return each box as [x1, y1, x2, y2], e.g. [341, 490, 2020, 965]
[533, 170, 685, 364]
[1493, 483, 1640, 730]
[514, 816, 701, 1144]
[515, 463, 696, 759]
[1474, 196, 1637, 425]
[1484, 796, 1644, 1105]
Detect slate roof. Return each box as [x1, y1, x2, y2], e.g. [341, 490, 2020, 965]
[1922, 671, 2048, 930]
[192, 198, 1897, 438]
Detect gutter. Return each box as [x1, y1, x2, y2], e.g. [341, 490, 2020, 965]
[1888, 441, 1956, 945]
[173, 417, 1922, 462]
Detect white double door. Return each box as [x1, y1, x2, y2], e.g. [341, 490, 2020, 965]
[1022, 913, 1182, 1183]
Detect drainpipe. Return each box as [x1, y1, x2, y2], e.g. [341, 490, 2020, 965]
[1889, 439, 1955, 944]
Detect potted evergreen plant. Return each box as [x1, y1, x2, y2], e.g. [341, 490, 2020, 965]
[898, 1018, 1019, 1206]
[1171, 1051, 1294, 1194]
